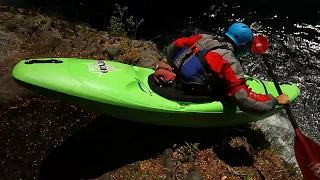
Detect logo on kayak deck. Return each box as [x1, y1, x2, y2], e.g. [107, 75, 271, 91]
[86, 60, 120, 77]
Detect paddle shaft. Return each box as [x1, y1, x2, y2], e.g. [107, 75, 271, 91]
[261, 54, 299, 129]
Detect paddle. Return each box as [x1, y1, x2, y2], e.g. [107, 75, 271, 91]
[251, 35, 320, 179]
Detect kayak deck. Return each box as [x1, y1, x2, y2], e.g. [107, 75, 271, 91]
[12, 58, 301, 127]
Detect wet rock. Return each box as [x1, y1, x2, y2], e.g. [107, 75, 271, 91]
[254, 117, 297, 165]
[185, 171, 204, 180]
[106, 44, 124, 58]
[135, 41, 161, 69]
[162, 148, 173, 158]
[163, 157, 174, 171]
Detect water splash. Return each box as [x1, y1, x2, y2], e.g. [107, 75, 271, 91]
[187, 2, 320, 164]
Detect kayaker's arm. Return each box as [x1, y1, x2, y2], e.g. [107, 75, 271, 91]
[232, 87, 278, 114]
[205, 50, 278, 115]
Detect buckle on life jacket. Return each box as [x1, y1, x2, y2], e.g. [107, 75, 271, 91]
[189, 44, 202, 54]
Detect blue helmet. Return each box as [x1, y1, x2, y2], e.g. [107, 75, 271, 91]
[225, 22, 254, 47]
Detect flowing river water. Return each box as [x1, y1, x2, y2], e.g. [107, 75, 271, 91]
[189, 0, 320, 165]
[157, 0, 320, 145]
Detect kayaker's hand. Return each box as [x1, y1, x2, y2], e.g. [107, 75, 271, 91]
[276, 94, 290, 105]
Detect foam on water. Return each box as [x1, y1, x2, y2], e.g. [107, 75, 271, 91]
[193, 2, 320, 164]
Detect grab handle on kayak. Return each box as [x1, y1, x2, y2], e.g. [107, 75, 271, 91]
[24, 59, 63, 64]
[135, 78, 152, 96]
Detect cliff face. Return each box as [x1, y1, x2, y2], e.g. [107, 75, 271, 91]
[0, 6, 161, 106]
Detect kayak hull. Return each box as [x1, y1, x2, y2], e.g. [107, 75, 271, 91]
[11, 80, 285, 127]
[12, 58, 301, 127]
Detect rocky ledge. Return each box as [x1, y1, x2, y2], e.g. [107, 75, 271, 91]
[0, 6, 161, 107]
[95, 138, 301, 180]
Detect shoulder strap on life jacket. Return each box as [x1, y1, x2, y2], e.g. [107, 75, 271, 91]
[196, 34, 232, 55]
[173, 34, 233, 93]
[188, 34, 232, 80]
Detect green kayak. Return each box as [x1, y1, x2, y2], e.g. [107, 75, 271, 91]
[12, 58, 301, 127]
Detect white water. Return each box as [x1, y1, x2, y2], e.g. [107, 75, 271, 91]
[202, 3, 320, 165]
[254, 116, 298, 166]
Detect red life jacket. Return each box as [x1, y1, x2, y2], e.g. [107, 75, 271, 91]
[171, 34, 231, 94]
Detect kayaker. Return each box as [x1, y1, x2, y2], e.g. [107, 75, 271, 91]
[157, 22, 290, 115]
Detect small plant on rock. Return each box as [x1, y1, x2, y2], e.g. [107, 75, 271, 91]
[126, 15, 144, 39]
[108, 4, 144, 38]
[227, 165, 254, 180]
[174, 142, 200, 163]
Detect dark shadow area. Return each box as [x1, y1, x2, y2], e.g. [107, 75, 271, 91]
[211, 126, 269, 167]
[2, 0, 318, 42]
[38, 114, 270, 180]
[147, 73, 215, 103]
